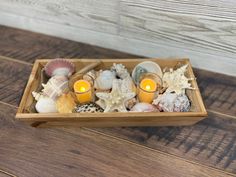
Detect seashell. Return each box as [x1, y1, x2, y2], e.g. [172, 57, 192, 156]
[121, 77, 137, 94]
[94, 70, 116, 90]
[56, 92, 77, 113]
[111, 63, 130, 79]
[45, 58, 75, 77]
[152, 93, 191, 112]
[35, 95, 58, 113]
[42, 75, 69, 100]
[162, 64, 194, 95]
[74, 102, 104, 113]
[132, 61, 163, 84]
[125, 97, 137, 110]
[131, 102, 159, 112]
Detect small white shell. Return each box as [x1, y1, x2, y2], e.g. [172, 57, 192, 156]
[131, 103, 158, 112]
[132, 61, 163, 84]
[95, 70, 116, 90]
[35, 96, 58, 113]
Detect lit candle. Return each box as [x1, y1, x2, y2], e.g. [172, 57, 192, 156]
[138, 78, 157, 103]
[74, 80, 93, 103]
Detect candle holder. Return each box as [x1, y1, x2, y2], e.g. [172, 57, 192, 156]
[138, 72, 162, 103]
[73, 74, 94, 104]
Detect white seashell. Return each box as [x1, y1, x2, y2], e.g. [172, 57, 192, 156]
[35, 96, 58, 113]
[42, 75, 68, 100]
[152, 93, 190, 112]
[121, 77, 137, 94]
[111, 63, 130, 79]
[131, 102, 159, 112]
[162, 64, 194, 94]
[94, 70, 116, 90]
[132, 61, 163, 84]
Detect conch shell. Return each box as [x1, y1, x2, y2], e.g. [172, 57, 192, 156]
[42, 75, 69, 100]
[162, 64, 194, 94]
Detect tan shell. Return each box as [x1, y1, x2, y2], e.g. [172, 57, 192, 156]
[56, 92, 77, 113]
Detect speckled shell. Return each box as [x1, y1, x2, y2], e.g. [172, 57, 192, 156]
[74, 102, 104, 113]
[132, 61, 163, 84]
[45, 58, 75, 77]
[131, 102, 158, 112]
[42, 75, 69, 100]
[94, 70, 116, 90]
[152, 93, 191, 112]
[35, 96, 58, 113]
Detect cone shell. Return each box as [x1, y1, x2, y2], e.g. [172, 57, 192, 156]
[45, 58, 75, 77]
[42, 75, 69, 100]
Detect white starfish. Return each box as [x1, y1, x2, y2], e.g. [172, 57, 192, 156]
[96, 79, 135, 112]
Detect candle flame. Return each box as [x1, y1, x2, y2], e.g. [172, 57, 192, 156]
[145, 85, 151, 91]
[79, 87, 86, 92]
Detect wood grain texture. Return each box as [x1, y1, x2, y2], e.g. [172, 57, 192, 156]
[1, 103, 233, 177]
[1, 1, 236, 75]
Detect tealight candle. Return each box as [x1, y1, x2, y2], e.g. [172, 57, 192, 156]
[74, 80, 93, 103]
[138, 73, 162, 103]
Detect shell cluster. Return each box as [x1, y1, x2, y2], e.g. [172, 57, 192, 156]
[32, 59, 193, 114]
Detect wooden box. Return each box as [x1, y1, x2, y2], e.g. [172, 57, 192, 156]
[16, 58, 207, 127]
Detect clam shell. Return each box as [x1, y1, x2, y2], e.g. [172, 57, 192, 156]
[42, 75, 69, 100]
[95, 70, 116, 90]
[35, 96, 58, 113]
[131, 103, 158, 112]
[132, 61, 163, 84]
[45, 58, 75, 77]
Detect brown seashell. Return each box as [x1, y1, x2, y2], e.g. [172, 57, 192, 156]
[56, 92, 77, 113]
[45, 58, 75, 77]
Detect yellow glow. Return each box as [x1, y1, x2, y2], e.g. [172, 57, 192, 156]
[145, 85, 151, 91]
[79, 87, 86, 92]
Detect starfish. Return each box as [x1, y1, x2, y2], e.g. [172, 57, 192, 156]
[96, 79, 135, 112]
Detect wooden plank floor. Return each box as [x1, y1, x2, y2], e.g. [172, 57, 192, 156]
[0, 25, 235, 177]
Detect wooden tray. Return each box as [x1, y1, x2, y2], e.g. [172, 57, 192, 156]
[16, 58, 207, 127]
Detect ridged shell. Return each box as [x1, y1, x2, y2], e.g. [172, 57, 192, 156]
[45, 58, 75, 77]
[42, 75, 69, 100]
[94, 70, 116, 90]
[132, 61, 163, 84]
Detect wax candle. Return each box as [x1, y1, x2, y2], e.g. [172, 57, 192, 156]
[138, 78, 157, 103]
[74, 80, 93, 103]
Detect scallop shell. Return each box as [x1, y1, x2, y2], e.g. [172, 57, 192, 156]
[94, 70, 116, 90]
[131, 102, 159, 112]
[111, 63, 130, 79]
[152, 93, 191, 112]
[132, 61, 163, 84]
[45, 58, 75, 77]
[42, 75, 69, 100]
[35, 96, 58, 113]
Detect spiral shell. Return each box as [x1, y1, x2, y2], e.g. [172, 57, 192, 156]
[42, 75, 69, 100]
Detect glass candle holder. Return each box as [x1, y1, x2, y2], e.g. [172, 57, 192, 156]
[73, 74, 94, 104]
[138, 73, 162, 103]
